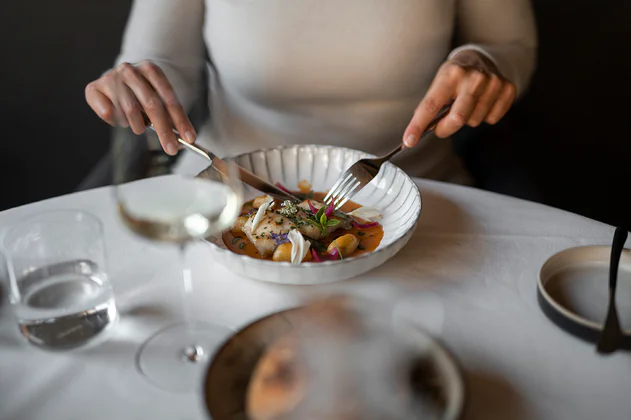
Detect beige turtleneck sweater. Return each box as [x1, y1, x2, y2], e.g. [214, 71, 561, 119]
[115, 0, 537, 182]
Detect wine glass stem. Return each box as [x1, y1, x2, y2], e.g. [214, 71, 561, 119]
[179, 243, 204, 363]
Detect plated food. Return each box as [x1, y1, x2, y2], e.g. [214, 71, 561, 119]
[222, 181, 384, 264]
[203, 296, 465, 420]
[203, 144, 422, 284]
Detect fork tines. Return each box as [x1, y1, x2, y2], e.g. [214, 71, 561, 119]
[323, 172, 362, 210]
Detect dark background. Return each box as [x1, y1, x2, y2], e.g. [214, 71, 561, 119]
[1, 1, 629, 227]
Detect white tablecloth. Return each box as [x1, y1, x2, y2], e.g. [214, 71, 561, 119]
[0, 179, 629, 420]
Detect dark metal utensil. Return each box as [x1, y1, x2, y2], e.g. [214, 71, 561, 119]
[596, 226, 628, 354]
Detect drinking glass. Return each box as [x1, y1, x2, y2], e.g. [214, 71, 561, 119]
[2, 210, 117, 350]
[112, 127, 243, 392]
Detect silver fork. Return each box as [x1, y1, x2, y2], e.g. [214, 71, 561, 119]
[323, 104, 452, 209]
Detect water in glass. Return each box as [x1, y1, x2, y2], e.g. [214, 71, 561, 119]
[14, 259, 116, 350]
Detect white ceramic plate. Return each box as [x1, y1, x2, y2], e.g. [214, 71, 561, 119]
[205, 145, 422, 284]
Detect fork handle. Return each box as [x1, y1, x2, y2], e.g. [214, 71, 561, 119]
[381, 103, 453, 162]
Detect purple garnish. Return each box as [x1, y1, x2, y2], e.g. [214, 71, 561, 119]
[275, 182, 292, 194]
[352, 220, 379, 229]
[307, 200, 319, 215]
[311, 247, 340, 262]
[324, 199, 335, 218]
[269, 232, 289, 245]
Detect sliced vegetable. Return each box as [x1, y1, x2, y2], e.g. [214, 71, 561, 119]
[348, 206, 382, 222]
[288, 230, 310, 264]
[275, 182, 292, 194]
[351, 220, 379, 229]
[307, 200, 319, 215]
[324, 199, 335, 218]
[251, 195, 274, 230]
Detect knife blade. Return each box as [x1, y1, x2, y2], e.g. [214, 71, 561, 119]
[145, 123, 300, 203]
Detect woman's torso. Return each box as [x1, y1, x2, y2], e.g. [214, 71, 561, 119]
[181, 0, 471, 183]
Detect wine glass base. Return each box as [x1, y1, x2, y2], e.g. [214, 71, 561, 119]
[136, 321, 233, 393]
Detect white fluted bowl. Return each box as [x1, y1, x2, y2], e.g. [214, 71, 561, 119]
[205, 145, 421, 285]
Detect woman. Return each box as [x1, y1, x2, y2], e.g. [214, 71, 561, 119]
[86, 0, 536, 183]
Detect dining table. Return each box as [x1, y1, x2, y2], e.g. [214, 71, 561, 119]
[0, 178, 629, 420]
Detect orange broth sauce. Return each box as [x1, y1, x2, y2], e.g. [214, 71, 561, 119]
[222, 191, 384, 261]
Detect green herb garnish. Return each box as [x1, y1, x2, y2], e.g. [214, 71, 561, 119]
[357, 231, 366, 237]
[308, 206, 340, 236]
[231, 237, 242, 244]
[239, 243, 245, 250]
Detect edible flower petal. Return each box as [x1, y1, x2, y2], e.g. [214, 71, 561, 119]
[279, 200, 298, 217]
[251, 195, 274, 230]
[270, 232, 289, 245]
[288, 230, 311, 264]
[348, 207, 382, 222]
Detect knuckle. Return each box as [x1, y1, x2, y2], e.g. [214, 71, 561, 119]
[117, 62, 132, 73]
[420, 98, 440, 115]
[488, 74, 503, 91]
[143, 95, 161, 110]
[139, 61, 160, 76]
[162, 94, 181, 107]
[121, 99, 139, 113]
[445, 63, 465, 80]
[85, 82, 98, 94]
[506, 83, 517, 99]
[101, 107, 113, 121]
[157, 130, 174, 139]
[448, 111, 467, 127]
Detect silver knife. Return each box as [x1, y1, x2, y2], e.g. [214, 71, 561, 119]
[145, 123, 301, 203]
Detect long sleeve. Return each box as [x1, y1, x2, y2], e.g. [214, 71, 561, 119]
[449, 0, 538, 97]
[114, 0, 206, 111]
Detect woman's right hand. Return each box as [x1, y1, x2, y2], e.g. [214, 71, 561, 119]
[85, 60, 196, 155]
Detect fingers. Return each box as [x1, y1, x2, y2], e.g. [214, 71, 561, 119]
[403, 60, 518, 148]
[137, 61, 196, 144]
[403, 64, 459, 147]
[434, 70, 487, 138]
[468, 74, 503, 127]
[85, 83, 116, 126]
[486, 83, 517, 125]
[117, 63, 178, 154]
[85, 61, 193, 156]
[112, 72, 146, 135]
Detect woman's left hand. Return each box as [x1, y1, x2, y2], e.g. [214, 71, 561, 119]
[403, 49, 517, 147]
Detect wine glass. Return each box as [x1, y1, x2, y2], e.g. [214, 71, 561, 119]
[111, 126, 243, 392]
